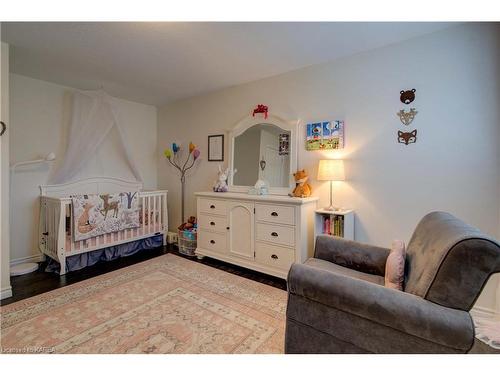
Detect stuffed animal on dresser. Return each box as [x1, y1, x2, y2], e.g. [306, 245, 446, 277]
[289, 169, 312, 198]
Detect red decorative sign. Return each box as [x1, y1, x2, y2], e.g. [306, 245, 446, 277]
[252, 104, 268, 119]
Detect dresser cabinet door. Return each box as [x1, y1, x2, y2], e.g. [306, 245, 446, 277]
[227, 201, 254, 259]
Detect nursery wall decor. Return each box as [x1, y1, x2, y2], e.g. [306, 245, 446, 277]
[306, 120, 344, 151]
[400, 88, 416, 104]
[252, 104, 269, 119]
[397, 88, 418, 145]
[397, 108, 418, 126]
[208, 134, 224, 161]
[164, 142, 201, 223]
[397, 129, 417, 145]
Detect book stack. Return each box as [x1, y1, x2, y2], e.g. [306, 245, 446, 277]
[322, 214, 344, 238]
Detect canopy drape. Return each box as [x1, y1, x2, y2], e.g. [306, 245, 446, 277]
[50, 90, 142, 184]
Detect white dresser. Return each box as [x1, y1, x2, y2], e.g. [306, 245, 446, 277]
[195, 192, 318, 279]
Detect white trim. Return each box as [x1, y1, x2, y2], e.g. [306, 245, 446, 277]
[10, 254, 44, 267]
[1, 286, 12, 300]
[228, 113, 299, 196]
[471, 305, 499, 320]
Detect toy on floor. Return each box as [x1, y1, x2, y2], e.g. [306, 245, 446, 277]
[289, 169, 312, 198]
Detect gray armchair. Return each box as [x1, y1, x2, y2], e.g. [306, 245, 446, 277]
[285, 211, 500, 353]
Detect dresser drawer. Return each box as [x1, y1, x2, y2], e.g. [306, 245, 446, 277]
[198, 230, 227, 253]
[198, 198, 227, 216]
[255, 204, 295, 225]
[255, 242, 295, 271]
[198, 214, 228, 233]
[255, 223, 295, 247]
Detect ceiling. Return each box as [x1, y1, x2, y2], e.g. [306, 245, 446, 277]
[1, 22, 457, 106]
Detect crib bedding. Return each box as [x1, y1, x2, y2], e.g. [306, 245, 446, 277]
[46, 234, 163, 274]
[71, 192, 140, 241]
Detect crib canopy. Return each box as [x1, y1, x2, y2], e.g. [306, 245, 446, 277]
[50, 89, 143, 184]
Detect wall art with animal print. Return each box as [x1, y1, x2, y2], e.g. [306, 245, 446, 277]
[397, 129, 417, 145]
[71, 191, 140, 241]
[305, 121, 344, 150]
[397, 88, 418, 145]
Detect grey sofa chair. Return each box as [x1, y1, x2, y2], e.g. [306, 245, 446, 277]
[285, 211, 500, 354]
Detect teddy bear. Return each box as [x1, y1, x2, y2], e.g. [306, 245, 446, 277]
[400, 89, 416, 104]
[289, 169, 312, 198]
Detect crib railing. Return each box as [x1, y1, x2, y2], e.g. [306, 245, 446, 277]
[39, 191, 168, 269]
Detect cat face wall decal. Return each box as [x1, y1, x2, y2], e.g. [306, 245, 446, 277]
[400, 89, 416, 104]
[398, 129, 417, 145]
[396, 108, 418, 126]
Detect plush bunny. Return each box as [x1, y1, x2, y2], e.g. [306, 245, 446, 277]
[213, 165, 230, 192]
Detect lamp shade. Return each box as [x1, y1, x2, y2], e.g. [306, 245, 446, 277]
[317, 159, 345, 181]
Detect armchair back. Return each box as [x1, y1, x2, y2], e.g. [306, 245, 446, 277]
[404, 211, 500, 311]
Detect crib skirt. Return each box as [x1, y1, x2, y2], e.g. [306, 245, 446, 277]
[45, 234, 164, 274]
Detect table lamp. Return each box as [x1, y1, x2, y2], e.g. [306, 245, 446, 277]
[317, 159, 345, 211]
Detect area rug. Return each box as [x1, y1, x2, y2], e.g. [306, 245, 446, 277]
[0, 254, 287, 354]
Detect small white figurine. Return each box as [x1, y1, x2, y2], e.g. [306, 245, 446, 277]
[213, 165, 230, 192]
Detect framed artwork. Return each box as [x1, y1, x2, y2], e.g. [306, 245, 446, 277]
[306, 120, 344, 150]
[208, 134, 224, 161]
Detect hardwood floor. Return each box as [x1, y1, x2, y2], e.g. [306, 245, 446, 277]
[1, 245, 287, 306]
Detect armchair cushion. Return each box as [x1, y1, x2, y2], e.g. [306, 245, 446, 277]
[287, 262, 474, 352]
[314, 235, 390, 276]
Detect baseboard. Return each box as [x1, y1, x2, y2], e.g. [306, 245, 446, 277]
[1, 286, 12, 300]
[471, 305, 499, 320]
[10, 253, 43, 267]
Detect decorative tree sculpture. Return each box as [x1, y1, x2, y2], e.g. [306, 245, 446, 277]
[164, 142, 201, 224]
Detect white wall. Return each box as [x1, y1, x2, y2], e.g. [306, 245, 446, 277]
[1, 42, 11, 299]
[9, 74, 158, 264]
[158, 23, 500, 310]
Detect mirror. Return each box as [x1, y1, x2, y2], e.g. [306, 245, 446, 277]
[233, 123, 291, 188]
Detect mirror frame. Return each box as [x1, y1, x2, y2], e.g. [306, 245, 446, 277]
[228, 113, 298, 196]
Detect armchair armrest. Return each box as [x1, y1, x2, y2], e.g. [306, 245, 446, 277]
[314, 235, 390, 276]
[287, 262, 474, 351]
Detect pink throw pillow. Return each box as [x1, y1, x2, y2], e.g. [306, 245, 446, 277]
[385, 240, 406, 291]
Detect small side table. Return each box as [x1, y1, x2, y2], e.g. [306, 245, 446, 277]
[314, 209, 355, 241]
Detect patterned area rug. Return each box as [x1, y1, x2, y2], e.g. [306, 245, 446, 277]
[0, 254, 287, 354]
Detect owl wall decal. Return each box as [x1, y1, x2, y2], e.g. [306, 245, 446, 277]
[398, 129, 417, 145]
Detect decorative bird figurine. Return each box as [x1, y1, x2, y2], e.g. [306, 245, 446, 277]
[189, 142, 196, 153]
[164, 149, 172, 159]
[172, 143, 179, 153]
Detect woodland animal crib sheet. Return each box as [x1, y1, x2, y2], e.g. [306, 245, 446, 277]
[71, 192, 140, 241]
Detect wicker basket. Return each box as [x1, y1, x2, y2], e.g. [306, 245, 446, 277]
[177, 229, 197, 257]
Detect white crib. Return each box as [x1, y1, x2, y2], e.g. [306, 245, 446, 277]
[38, 177, 168, 275]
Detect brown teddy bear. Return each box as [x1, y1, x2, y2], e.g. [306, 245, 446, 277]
[290, 169, 312, 198]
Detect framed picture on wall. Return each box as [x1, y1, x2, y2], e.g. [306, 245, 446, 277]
[208, 134, 224, 161]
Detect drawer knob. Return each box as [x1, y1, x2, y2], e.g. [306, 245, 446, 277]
[210, 205, 216, 209]
[271, 232, 278, 237]
[226, 226, 230, 230]
[210, 221, 215, 226]
[210, 240, 216, 244]
[271, 211, 278, 216]
[271, 254, 279, 260]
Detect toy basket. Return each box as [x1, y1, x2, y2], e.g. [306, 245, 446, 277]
[177, 229, 197, 257]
